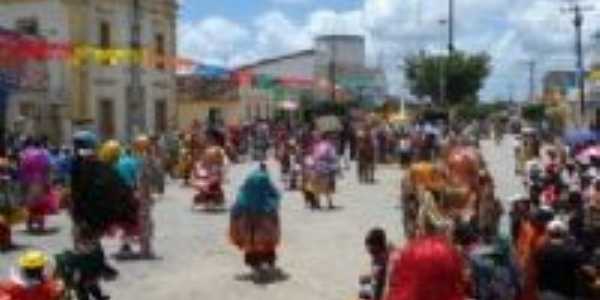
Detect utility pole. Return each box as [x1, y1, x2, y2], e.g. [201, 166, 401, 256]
[526, 60, 536, 102]
[329, 39, 337, 102]
[562, 1, 594, 123]
[519, 60, 536, 102]
[448, 0, 455, 54]
[128, 0, 144, 140]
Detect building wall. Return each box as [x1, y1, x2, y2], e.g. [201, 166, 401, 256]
[0, 0, 70, 144]
[0, 0, 177, 143]
[177, 100, 242, 130]
[314, 35, 370, 101]
[315, 35, 366, 70]
[241, 52, 315, 122]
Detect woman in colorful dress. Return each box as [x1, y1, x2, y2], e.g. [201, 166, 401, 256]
[308, 134, 338, 209]
[229, 163, 281, 274]
[19, 142, 58, 232]
[190, 145, 226, 210]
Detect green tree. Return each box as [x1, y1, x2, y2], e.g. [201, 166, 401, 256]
[521, 103, 546, 123]
[404, 51, 491, 106]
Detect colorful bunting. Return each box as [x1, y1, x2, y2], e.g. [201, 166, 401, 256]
[0, 28, 380, 99]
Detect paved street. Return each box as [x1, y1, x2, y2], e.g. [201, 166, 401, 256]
[0, 137, 523, 300]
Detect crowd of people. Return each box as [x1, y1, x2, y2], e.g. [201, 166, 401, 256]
[0, 114, 599, 300]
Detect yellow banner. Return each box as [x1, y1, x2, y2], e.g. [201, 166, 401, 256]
[68, 45, 194, 70]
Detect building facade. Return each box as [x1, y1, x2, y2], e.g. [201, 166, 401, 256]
[236, 35, 387, 122]
[176, 74, 242, 129]
[237, 50, 315, 121]
[0, 0, 178, 143]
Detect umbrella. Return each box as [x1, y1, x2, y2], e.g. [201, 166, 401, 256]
[316, 115, 341, 132]
[576, 146, 600, 163]
[72, 130, 97, 146]
[193, 64, 230, 78]
[563, 129, 597, 145]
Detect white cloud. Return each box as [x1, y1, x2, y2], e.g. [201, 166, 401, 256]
[178, 17, 250, 66]
[178, 0, 600, 100]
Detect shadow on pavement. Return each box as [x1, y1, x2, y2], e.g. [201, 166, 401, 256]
[0, 242, 30, 253]
[234, 268, 290, 285]
[20, 226, 61, 236]
[317, 205, 345, 212]
[112, 252, 164, 262]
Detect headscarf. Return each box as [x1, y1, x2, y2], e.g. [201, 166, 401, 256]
[115, 153, 140, 189]
[231, 169, 280, 216]
[385, 236, 466, 300]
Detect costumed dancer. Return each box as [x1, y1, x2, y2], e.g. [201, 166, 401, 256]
[229, 163, 281, 274]
[19, 142, 58, 232]
[278, 138, 300, 189]
[287, 139, 301, 190]
[308, 134, 338, 209]
[177, 133, 194, 185]
[0, 157, 24, 250]
[515, 208, 553, 300]
[98, 140, 140, 259]
[192, 144, 228, 208]
[356, 129, 376, 184]
[69, 131, 134, 300]
[384, 236, 467, 300]
[0, 250, 63, 300]
[190, 145, 226, 210]
[151, 135, 167, 197]
[401, 153, 445, 239]
[55, 148, 73, 209]
[130, 135, 159, 258]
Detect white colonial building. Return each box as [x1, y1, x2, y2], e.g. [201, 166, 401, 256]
[0, 0, 177, 143]
[237, 35, 387, 122]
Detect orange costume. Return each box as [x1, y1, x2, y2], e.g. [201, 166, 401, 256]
[0, 250, 63, 300]
[409, 162, 444, 192]
[516, 220, 547, 300]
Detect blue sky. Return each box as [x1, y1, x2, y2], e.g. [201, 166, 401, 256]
[180, 0, 360, 25]
[177, 0, 600, 101]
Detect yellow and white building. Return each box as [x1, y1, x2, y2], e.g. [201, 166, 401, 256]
[0, 0, 178, 143]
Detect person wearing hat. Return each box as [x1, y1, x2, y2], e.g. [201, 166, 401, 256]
[70, 131, 132, 299]
[129, 134, 159, 259]
[99, 141, 140, 259]
[0, 250, 63, 299]
[536, 219, 584, 300]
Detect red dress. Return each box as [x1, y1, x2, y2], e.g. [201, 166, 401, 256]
[0, 279, 63, 300]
